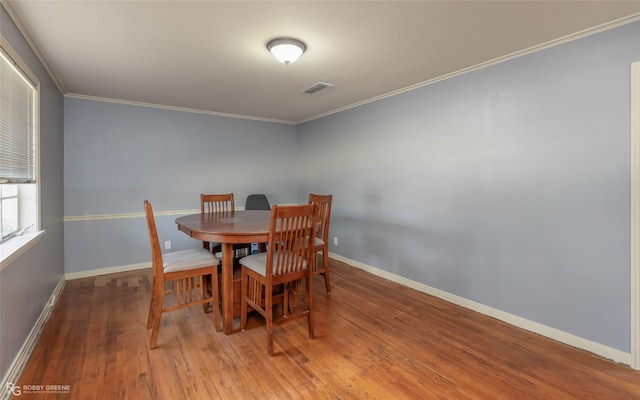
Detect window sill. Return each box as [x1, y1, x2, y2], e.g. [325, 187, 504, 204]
[0, 230, 45, 271]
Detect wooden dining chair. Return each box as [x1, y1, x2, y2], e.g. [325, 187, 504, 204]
[201, 193, 235, 214]
[200, 193, 235, 253]
[240, 204, 318, 356]
[308, 193, 333, 293]
[244, 193, 271, 253]
[144, 200, 221, 349]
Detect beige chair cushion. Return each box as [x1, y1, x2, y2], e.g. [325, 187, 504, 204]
[240, 252, 307, 276]
[163, 248, 219, 273]
[299, 237, 324, 248]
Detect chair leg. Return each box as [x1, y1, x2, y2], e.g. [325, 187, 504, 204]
[266, 286, 274, 356]
[240, 271, 248, 331]
[266, 317, 274, 356]
[306, 274, 314, 340]
[211, 273, 221, 332]
[203, 274, 212, 313]
[149, 292, 164, 349]
[322, 249, 331, 294]
[283, 281, 301, 315]
[282, 283, 290, 316]
[147, 285, 156, 329]
[288, 280, 303, 313]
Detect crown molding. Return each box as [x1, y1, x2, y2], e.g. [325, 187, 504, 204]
[297, 12, 640, 124]
[65, 93, 297, 125]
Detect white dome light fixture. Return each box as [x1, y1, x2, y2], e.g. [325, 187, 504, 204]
[267, 38, 306, 65]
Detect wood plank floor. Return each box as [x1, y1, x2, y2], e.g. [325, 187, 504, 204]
[14, 259, 640, 399]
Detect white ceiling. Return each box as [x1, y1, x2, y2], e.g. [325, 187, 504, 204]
[3, 1, 640, 124]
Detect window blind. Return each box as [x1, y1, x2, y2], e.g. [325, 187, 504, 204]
[0, 46, 37, 183]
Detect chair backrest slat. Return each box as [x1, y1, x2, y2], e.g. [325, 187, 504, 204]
[267, 204, 318, 278]
[201, 193, 234, 213]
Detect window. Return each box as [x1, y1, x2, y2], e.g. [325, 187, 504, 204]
[0, 37, 39, 245]
[1, 184, 18, 238]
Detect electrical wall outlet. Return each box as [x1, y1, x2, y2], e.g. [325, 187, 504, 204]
[333, 236, 338, 246]
[164, 240, 171, 250]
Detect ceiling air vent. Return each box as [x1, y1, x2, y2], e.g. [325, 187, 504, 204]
[302, 82, 334, 94]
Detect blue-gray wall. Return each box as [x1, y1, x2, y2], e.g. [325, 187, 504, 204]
[297, 21, 640, 353]
[0, 5, 65, 379]
[63, 98, 298, 273]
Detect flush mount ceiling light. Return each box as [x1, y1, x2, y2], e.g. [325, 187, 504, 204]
[267, 38, 306, 65]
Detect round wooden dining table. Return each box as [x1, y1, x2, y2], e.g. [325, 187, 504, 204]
[175, 210, 271, 334]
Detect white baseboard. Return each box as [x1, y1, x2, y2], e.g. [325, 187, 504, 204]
[1, 276, 66, 400]
[65, 262, 151, 280]
[329, 252, 631, 366]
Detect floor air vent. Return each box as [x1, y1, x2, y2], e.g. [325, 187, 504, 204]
[302, 82, 334, 94]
